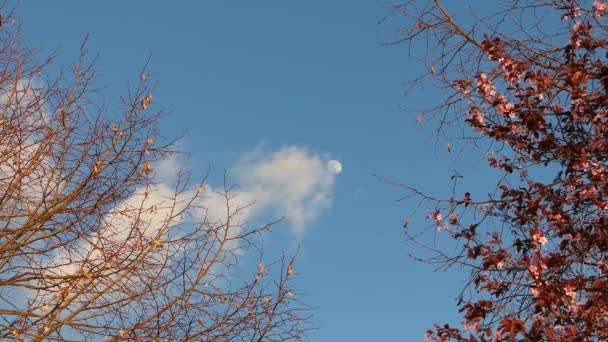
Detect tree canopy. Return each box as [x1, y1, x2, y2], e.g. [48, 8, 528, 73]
[385, 0, 608, 340]
[0, 9, 310, 342]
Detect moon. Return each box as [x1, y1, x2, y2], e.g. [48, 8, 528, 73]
[327, 160, 342, 174]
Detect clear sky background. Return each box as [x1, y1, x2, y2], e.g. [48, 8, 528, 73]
[16, 2, 501, 341]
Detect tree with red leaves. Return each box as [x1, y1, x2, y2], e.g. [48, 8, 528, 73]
[382, 0, 608, 340]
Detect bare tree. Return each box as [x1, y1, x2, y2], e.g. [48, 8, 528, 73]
[0, 10, 311, 342]
[382, 0, 608, 340]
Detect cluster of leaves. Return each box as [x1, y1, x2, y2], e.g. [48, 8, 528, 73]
[386, 0, 608, 340]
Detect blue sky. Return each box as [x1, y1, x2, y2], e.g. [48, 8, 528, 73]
[17, 2, 499, 340]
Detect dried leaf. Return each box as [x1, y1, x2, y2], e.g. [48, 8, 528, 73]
[142, 162, 152, 174]
[256, 262, 264, 280]
[140, 94, 153, 109]
[152, 238, 163, 250]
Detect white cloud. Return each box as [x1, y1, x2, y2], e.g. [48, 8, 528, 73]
[47, 182, 189, 276]
[232, 146, 341, 236]
[109, 145, 341, 240]
[0, 79, 57, 208]
[47, 145, 340, 278]
[31, 144, 339, 321]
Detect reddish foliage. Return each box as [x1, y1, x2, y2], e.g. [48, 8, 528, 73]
[385, 0, 608, 340]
